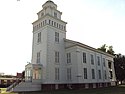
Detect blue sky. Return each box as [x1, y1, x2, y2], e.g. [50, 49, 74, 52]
[0, 0, 125, 75]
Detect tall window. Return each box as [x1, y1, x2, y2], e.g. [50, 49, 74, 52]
[98, 70, 101, 79]
[59, 24, 60, 29]
[92, 69, 95, 79]
[55, 32, 59, 43]
[67, 68, 72, 80]
[83, 68, 87, 79]
[41, 22, 42, 27]
[57, 23, 58, 28]
[37, 32, 41, 43]
[83, 52, 86, 63]
[103, 58, 105, 67]
[52, 21, 53, 26]
[109, 71, 113, 79]
[54, 22, 56, 27]
[43, 21, 45, 26]
[104, 70, 107, 79]
[108, 61, 112, 69]
[39, 23, 40, 28]
[61, 25, 63, 29]
[55, 68, 59, 80]
[45, 20, 46, 24]
[37, 25, 38, 29]
[49, 20, 51, 24]
[36, 52, 40, 63]
[55, 51, 59, 63]
[54, 12, 57, 18]
[67, 53, 71, 64]
[91, 54, 94, 65]
[97, 56, 100, 66]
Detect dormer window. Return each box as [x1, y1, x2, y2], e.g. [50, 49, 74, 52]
[54, 12, 57, 18]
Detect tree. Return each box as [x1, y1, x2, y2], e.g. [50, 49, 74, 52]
[97, 44, 107, 52]
[114, 54, 125, 84]
[98, 44, 115, 55]
[107, 46, 115, 55]
[98, 44, 125, 84]
[22, 70, 25, 79]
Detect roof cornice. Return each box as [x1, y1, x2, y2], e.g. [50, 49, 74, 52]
[64, 39, 114, 58]
[32, 14, 67, 25]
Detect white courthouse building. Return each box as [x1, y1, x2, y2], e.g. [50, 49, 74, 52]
[11, 0, 116, 92]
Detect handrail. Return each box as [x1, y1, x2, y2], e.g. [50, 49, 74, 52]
[6, 78, 23, 92]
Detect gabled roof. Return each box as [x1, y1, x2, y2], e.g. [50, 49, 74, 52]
[64, 39, 114, 58]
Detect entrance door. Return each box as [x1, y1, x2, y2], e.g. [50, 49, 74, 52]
[33, 68, 41, 79]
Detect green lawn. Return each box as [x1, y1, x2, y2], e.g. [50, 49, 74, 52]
[1, 85, 125, 94]
[0, 88, 17, 94]
[19, 85, 125, 94]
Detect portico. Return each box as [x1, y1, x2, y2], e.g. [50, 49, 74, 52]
[25, 63, 42, 83]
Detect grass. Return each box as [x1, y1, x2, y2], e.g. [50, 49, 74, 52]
[0, 88, 17, 94]
[1, 85, 125, 94]
[19, 85, 125, 94]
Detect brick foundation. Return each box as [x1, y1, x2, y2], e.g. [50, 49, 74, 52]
[41, 82, 112, 90]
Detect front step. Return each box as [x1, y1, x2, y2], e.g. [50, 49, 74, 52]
[12, 82, 41, 92]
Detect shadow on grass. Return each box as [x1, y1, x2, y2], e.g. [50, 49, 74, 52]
[19, 85, 125, 94]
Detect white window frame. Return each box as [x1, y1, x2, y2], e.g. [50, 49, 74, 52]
[83, 68, 87, 79]
[97, 56, 100, 66]
[103, 58, 106, 67]
[54, 12, 57, 18]
[98, 70, 101, 79]
[104, 70, 107, 79]
[55, 68, 59, 80]
[36, 52, 40, 63]
[67, 68, 72, 80]
[37, 32, 41, 43]
[91, 54, 94, 65]
[67, 53, 71, 64]
[83, 52, 86, 63]
[92, 69, 95, 79]
[55, 32, 59, 43]
[55, 51, 59, 63]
